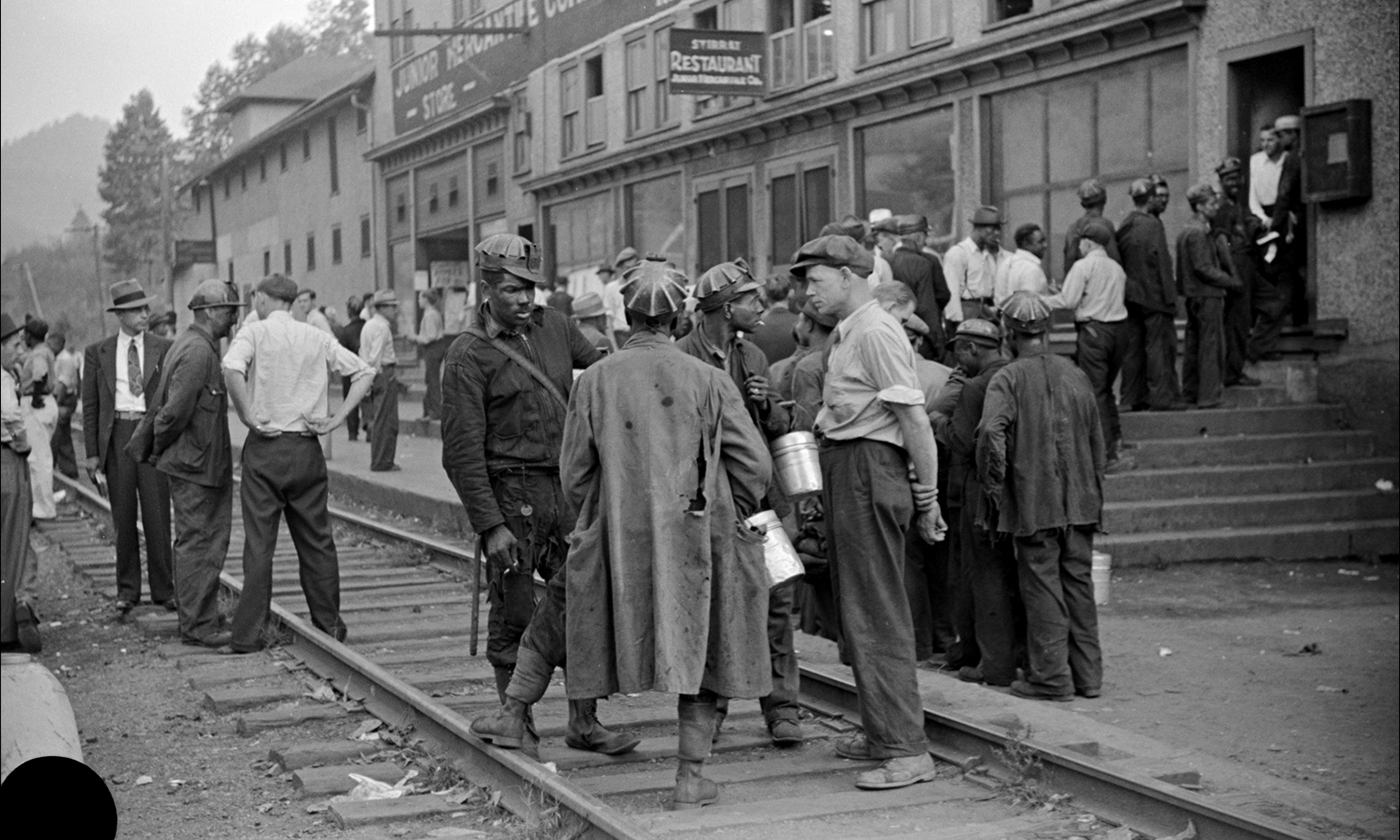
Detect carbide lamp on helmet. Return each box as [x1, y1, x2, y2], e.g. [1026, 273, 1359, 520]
[619, 257, 689, 318]
[475, 234, 542, 282]
[1000, 291, 1053, 335]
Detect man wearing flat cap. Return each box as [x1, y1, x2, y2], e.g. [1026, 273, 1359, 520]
[143, 280, 245, 647]
[1117, 177, 1185, 412]
[944, 206, 1010, 332]
[1214, 158, 1262, 388]
[82, 279, 175, 616]
[561, 258, 772, 809]
[795, 234, 946, 792]
[221, 274, 376, 652]
[1042, 217, 1132, 468]
[1064, 181, 1121, 277]
[1176, 184, 1239, 409]
[872, 214, 949, 359]
[359, 289, 402, 472]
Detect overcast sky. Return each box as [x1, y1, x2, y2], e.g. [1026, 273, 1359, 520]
[1, 0, 323, 142]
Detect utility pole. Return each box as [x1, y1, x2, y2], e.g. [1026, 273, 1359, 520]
[161, 150, 174, 309]
[21, 263, 44, 319]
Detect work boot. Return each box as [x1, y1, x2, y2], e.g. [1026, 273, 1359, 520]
[471, 697, 529, 749]
[476, 649, 552, 755]
[565, 699, 641, 755]
[671, 695, 720, 810]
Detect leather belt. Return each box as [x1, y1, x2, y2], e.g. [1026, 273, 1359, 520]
[115, 411, 145, 421]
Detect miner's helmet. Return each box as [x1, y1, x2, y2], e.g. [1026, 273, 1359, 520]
[475, 234, 542, 283]
[1000, 291, 1053, 336]
[693, 259, 762, 312]
[187, 279, 245, 310]
[619, 256, 689, 319]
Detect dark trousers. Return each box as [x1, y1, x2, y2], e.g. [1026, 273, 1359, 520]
[341, 375, 360, 441]
[52, 403, 79, 479]
[422, 338, 450, 420]
[1224, 260, 1254, 383]
[366, 366, 399, 470]
[485, 471, 569, 668]
[1075, 320, 1127, 454]
[169, 475, 232, 643]
[940, 506, 979, 669]
[903, 534, 940, 661]
[962, 496, 1023, 686]
[1121, 304, 1180, 409]
[820, 438, 927, 759]
[1013, 525, 1102, 696]
[229, 435, 345, 650]
[1249, 273, 1292, 360]
[106, 418, 173, 604]
[1183, 296, 1226, 407]
[2, 446, 34, 644]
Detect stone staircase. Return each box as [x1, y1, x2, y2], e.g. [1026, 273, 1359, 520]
[1098, 360, 1399, 567]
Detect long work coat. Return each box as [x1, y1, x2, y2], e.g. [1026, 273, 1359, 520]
[563, 331, 773, 700]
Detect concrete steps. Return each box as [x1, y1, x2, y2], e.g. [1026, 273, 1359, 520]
[1106, 375, 1399, 565]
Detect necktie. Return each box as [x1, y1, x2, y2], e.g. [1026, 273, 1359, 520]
[127, 339, 144, 398]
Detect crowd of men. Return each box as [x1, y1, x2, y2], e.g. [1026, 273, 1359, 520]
[0, 115, 1305, 810]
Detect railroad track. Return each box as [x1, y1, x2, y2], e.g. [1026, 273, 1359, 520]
[43, 469, 1329, 840]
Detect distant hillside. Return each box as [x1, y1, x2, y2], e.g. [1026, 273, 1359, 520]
[1, 113, 111, 255]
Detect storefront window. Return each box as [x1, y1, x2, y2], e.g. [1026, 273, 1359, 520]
[857, 106, 955, 239]
[625, 174, 685, 266]
[546, 190, 613, 279]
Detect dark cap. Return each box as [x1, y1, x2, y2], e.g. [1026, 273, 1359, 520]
[789, 235, 875, 279]
[1215, 157, 1243, 177]
[1080, 218, 1114, 247]
[0, 313, 18, 342]
[819, 214, 867, 241]
[945, 318, 1002, 351]
[256, 274, 299, 302]
[612, 247, 640, 271]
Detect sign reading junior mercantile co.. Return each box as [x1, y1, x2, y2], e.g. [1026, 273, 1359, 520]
[668, 28, 766, 97]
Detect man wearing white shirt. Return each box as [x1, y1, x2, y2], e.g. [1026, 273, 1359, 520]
[943, 206, 1009, 330]
[359, 290, 401, 472]
[994, 224, 1050, 306]
[601, 247, 640, 345]
[1248, 126, 1284, 226]
[221, 275, 373, 652]
[295, 289, 335, 335]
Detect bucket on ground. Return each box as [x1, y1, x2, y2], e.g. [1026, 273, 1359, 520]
[744, 510, 804, 589]
[1091, 550, 1112, 606]
[1, 652, 84, 783]
[770, 431, 822, 499]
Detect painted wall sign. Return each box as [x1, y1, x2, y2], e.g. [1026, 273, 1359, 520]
[391, 0, 684, 136]
[667, 28, 766, 97]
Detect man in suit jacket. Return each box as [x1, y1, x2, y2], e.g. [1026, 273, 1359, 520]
[82, 279, 174, 615]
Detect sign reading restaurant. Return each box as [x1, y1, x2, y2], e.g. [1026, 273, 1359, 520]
[667, 29, 766, 97]
[391, 0, 684, 136]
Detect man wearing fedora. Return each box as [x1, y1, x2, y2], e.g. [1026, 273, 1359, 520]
[570, 292, 615, 354]
[359, 290, 401, 472]
[871, 214, 949, 360]
[943, 206, 1010, 336]
[82, 279, 175, 616]
[146, 280, 245, 647]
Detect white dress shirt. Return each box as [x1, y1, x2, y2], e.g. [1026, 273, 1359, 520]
[114, 330, 147, 413]
[1041, 248, 1127, 323]
[941, 237, 1008, 322]
[306, 308, 334, 335]
[994, 249, 1050, 306]
[359, 312, 397, 369]
[1249, 150, 1284, 223]
[868, 252, 895, 288]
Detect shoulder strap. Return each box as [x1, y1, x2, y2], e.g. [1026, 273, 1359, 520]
[464, 325, 568, 409]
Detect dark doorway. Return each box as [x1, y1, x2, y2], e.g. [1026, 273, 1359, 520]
[1227, 47, 1309, 324]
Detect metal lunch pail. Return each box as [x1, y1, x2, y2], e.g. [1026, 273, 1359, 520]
[744, 510, 805, 589]
[770, 431, 822, 499]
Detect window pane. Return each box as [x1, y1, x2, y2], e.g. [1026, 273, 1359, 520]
[1150, 58, 1189, 169]
[771, 31, 796, 89]
[1002, 192, 1045, 244]
[859, 106, 956, 239]
[1048, 186, 1080, 279]
[474, 139, 504, 215]
[771, 174, 798, 267]
[770, 0, 795, 30]
[1097, 69, 1147, 176]
[698, 189, 723, 271]
[548, 190, 613, 276]
[910, 0, 947, 44]
[1047, 82, 1094, 184]
[865, 0, 895, 58]
[802, 166, 831, 242]
[626, 40, 647, 90]
[625, 174, 685, 266]
[725, 184, 750, 262]
[804, 18, 832, 79]
[994, 0, 1033, 21]
[561, 67, 578, 112]
[654, 27, 672, 124]
[995, 89, 1045, 191]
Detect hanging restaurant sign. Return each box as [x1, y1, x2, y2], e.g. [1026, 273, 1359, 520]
[668, 29, 767, 97]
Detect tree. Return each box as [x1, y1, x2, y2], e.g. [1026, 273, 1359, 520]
[98, 90, 177, 279]
[182, 0, 372, 165]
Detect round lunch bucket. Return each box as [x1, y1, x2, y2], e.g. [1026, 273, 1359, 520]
[745, 510, 805, 589]
[770, 431, 822, 499]
[1091, 550, 1112, 606]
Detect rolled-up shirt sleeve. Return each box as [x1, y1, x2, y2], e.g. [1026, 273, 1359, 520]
[222, 328, 254, 375]
[862, 327, 923, 407]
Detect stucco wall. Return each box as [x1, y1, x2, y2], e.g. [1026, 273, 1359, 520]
[1196, 0, 1400, 346]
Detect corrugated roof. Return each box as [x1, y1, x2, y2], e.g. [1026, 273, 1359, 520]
[220, 54, 374, 113]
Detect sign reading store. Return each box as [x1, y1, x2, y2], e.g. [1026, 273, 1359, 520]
[391, 0, 684, 136]
[668, 29, 766, 97]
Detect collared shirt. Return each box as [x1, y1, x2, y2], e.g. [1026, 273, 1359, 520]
[222, 309, 372, 434]
[601, 279, 628, 335]
[359, 312, 396, 369]
[942, 237, 1008, 321]
[1042, 248, 1128, 322]
[1064, 214, 1122, 276]
[115, 329, 147, 413]
[869, 252, 894, 288]
[994, 249, 1050, 306]
[418, 307, 444, 343]
[1175, 218, 1235, 299]
[1, 368, 21, 442]
[1249, 150, 1283, 221]
[675, 325, 791, 439]
[306, 308, 334, 335]
[815, 300, 924, 447]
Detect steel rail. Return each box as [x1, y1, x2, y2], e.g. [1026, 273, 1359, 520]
[54, 473, 655, 840]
